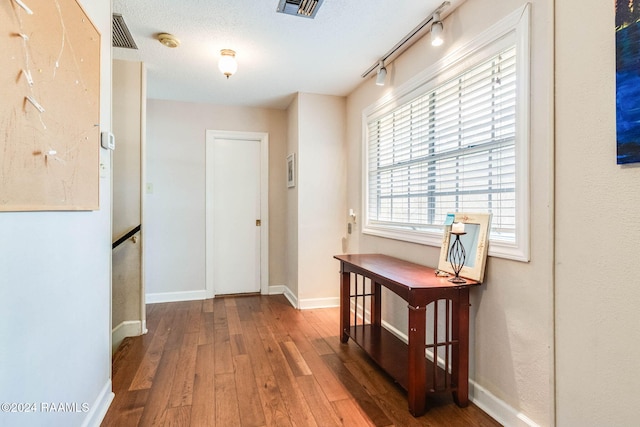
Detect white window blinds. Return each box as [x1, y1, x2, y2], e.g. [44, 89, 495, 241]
[366, 46, 517, 242]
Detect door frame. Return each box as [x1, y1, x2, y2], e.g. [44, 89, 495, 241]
[205, 130, 269, 298]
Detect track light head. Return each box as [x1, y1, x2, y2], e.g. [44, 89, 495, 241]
[375, 63, 387, 86]
[431, 12, 444, 46]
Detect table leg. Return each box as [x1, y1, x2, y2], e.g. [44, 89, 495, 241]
[452, 289, 470, 407]
[340, 266, 350, 343]
[371, 282, 382, 327]
[408, 303, 427, 416]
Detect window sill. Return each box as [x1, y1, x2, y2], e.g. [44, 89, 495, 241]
[362, 224, 529, 263]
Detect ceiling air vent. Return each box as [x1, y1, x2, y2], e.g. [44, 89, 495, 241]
[276, 0, 324, 19]
[112, 13, 138, 49]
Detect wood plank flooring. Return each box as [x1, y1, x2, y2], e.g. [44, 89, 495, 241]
[102, 295, 501, 427]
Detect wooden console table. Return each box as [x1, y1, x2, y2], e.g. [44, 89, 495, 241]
[334, 254, 480, 416]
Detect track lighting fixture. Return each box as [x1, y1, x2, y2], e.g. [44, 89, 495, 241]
[431, 12, 444, 46]
[375, 61, 387, 86]
[361, 1, 451, 84]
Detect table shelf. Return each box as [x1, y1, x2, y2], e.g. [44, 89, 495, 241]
[347, 324, 453, 393]
[347, 324, 408, 389]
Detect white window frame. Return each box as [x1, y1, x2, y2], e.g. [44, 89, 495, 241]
[362, 5, 530, 262]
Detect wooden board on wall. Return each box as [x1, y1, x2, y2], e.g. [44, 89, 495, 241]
[0, 0, 100, 211]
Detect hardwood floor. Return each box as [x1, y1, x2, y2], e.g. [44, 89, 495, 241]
[102, 295, 501, 427]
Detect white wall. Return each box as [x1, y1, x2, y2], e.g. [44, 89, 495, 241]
[296, 93, 347, 307]
[286, 96, 300, 298]
[555, 2, 640, 426]
[345, 1, 554, 425]
[112, 60, 143, 239]
[112, 60, 145, 350]
[145, 99, 287, 301]
[0, 0, 114, 426]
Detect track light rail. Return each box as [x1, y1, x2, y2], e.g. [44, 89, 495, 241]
[361, 1, 451, 79]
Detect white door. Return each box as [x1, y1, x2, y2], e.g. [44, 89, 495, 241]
[206, 131, 266, 296]
[210, 137, 261, 295]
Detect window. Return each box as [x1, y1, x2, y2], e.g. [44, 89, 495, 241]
[363, 6, 529, 261]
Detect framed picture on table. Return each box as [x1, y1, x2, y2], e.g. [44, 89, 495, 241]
[437, 212, 492, 282]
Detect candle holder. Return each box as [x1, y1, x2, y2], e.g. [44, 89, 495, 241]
[448, 231, 467, 283]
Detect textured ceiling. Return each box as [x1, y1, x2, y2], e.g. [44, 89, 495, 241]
[112, 0, 461, 109]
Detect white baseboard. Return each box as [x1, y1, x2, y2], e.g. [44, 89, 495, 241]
[470, 381, 540, 427]
[273, 285, 339, 310]
[81, 380, 114, 427]
[380, 319, 408, 340]
[282, 286, 298, 308]
[268, 285, 286, 295]
[112, 320, 144, 353]
[146, 289, 208, 304]
[298, 296, 340, 310]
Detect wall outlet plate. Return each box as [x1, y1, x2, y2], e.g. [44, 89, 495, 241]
[100, 131, 115, 150]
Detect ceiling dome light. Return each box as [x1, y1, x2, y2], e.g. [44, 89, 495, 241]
[431, 13, 444, 47]
[218, 49, 238, 79]
[158, 33, 180, 48]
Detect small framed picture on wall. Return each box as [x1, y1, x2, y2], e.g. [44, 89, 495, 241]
[287, 153, 296, 188]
